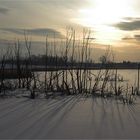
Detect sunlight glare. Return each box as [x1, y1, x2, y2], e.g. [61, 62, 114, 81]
[78, 0, 132, 26]
[73, 0, 133, 44]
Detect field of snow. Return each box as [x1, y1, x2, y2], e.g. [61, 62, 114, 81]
[0, 95, 140, 139]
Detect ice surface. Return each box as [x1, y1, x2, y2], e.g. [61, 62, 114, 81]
[0, 95, 140, 139]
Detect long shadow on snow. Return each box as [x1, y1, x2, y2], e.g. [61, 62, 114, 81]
[0, 96, 69, 134]
[127, 104, 140, 126]
[14, 95, 79, 138]
[91, 96, 124, 138]
[0, 99, 56, 132]
[37, 95, 82, 138]
[0, 99, 31, 119]
[0, 98, 30, 112]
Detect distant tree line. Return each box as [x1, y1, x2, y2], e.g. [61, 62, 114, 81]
[3, 54, 140, 69]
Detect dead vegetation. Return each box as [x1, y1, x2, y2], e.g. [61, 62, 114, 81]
[0, 28, 139, 104]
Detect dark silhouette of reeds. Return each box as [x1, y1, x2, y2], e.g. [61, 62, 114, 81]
[0, 28, 139, 104]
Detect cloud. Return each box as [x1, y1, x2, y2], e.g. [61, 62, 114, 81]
[114, 17, 140, 31]
[0, 0, 87, 30]
[123, 17, 140, 21]
[0, 28, 64, 38]
[114, 20, 140, 31]
[122, 36, 135, 41]
[36, 0, 89, 9]
[122, 35, 140, 41]
[0, 7, 9, 14]
[134, 35, 140, 41]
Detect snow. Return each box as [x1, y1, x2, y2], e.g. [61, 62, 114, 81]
[0, 95, 140, 139]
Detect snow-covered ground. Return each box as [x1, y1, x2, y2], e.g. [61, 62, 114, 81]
[0, 95, 140, 139]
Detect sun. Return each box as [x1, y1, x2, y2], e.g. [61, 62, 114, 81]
[72, 0, 133, 44]
[78, 0, 132, 26]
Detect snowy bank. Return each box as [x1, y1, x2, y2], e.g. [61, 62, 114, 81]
[0, 96, 140, 139]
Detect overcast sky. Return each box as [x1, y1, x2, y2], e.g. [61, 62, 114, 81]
[0, 0, 140, 62]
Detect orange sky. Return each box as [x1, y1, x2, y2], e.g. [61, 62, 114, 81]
[0, 0, 140, 62]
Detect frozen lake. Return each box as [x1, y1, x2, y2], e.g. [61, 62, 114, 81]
[0, 69, 140, 139]
[38, 69, 139, 92]
[0, 95, 140, 139]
